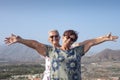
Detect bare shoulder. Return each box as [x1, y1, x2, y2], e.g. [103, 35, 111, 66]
[71, 42, 80, 48]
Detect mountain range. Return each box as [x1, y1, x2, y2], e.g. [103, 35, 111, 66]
[0, 44, 120, 64]
[0, 44, 43, 64]
[81, 48, 120, 63]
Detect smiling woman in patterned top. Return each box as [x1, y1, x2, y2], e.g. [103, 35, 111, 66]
[4, 30, 118, 80]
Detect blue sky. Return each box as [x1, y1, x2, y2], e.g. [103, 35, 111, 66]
[0, 0, 120, 53]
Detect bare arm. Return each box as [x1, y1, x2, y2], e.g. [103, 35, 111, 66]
[4, 34, 47, 57]
[77, 33, 119, 53]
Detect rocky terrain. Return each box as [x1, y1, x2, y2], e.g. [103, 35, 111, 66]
[0, 44, 120, 80]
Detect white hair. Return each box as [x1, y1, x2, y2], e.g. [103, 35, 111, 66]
[48, 29, 59, 35]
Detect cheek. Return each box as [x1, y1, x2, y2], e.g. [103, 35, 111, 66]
[63, 39, 67, 42]
[56, 38, 60, 41]
[48, 38, 52, 42]
[69, 41, 73, 45]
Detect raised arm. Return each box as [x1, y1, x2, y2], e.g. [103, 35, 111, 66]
[4, 34, 47, 56]
[77, 33, 119, 53]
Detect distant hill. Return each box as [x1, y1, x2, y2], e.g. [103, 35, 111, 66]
[0, 44, 120, 64]
[82, 49, 120, 63]
[0, 44, 44, 64]
[93, 48, 120, 61]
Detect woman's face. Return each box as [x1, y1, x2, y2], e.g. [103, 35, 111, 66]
[62, 34, 76, 47]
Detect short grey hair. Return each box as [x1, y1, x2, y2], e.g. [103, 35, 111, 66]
[48, 29, 59, 36]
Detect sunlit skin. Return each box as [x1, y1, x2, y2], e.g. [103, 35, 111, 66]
[4, 31, 118, 56]
[48, 30, 61, 48]
[61, 35, 76, 50]
[4, 30, 119, 80]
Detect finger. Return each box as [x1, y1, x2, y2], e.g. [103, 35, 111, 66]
[113, 36, 118, 39]
[5, 37, 9, 39]
[107, 32, 112, 38]
[7, 43, 12, 46]
[11, 34, 16, 37]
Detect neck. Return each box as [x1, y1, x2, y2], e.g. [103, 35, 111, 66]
[60, 45, 70, 50]
[53, 44, 61, 48]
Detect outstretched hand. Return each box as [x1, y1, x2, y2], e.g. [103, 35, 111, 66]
[105, 33, 119, 41]
[4, 34, 20, 45]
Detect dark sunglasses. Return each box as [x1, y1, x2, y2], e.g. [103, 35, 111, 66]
[65, 36, 75, 42]
[50, 35, 59, 38]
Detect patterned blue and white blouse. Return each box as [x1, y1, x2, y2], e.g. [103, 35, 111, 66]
[45, 45, 84, 80]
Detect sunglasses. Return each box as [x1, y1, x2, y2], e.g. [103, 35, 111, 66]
[50, 35, 59, 38]
[65, 35, 75, 42]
